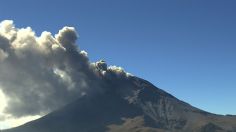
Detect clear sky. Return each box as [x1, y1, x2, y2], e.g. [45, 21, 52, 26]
[0, 0, 235, 117]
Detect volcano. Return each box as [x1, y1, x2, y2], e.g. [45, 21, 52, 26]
[3, 76, 236, 132]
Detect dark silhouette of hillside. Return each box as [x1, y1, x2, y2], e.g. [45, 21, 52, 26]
[3, 76, 236, 132]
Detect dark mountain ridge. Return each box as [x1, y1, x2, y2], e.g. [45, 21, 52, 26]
[3, 76, 236, 132]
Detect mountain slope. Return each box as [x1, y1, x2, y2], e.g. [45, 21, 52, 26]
[3, 76, 236, 132]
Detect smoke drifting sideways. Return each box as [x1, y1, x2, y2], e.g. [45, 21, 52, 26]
[0, 20, 131, 119]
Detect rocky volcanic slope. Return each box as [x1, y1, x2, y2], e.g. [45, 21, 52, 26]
[3, 76, 236, 132]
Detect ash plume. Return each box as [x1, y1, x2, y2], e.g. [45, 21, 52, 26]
[0, 20, 131, 118]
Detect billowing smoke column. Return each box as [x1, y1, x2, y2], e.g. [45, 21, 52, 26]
[0, 20, 131, 118]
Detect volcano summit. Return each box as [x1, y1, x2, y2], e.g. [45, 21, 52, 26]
[0, 20, 236, 132]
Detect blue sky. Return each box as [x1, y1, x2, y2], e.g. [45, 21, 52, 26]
[0, 0, 235, 115]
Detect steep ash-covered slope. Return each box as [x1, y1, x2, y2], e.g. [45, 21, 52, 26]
[3, 77, 236, 132]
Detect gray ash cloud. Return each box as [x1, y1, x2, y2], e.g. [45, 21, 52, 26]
[0, 20, 131, 118]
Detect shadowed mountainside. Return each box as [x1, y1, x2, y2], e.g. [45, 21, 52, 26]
[3, 76, 236, 132]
